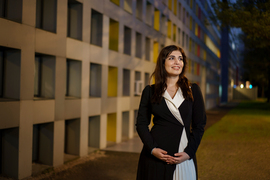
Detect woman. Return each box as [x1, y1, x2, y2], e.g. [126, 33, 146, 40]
[136, 45, 206, 180]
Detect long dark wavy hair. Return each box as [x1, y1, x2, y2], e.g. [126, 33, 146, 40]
[151, 45, 193, 103]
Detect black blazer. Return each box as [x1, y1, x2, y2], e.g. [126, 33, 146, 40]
[136, 83, 206, 180]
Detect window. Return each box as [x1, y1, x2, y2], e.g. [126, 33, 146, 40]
[167, 20, 172, 39]
[161, 14, 167, 35]
[134, 71, 142, 96]
[154, 8, 160, 31]
[153, 41, 159, 63]
[168, 0, 172, 10]
[108, 66, 118, 97]
[123, 69, 130, 96]
[135, 32, 142, 58]
[144, 72, 150, 87]
[36, 0, 57, 33]
[67, 1, 82, 40]
[124, 26, 132, 55]
[0, 46, 21, 100]
[91, 9, 103, 47]
[124, 0, 132, 13]
[182, 31, 185, 47]
[136, 0, 143, 20]
[65, 119, 80, 157]
[145, 37, 151, 61]
[173, 24, 176, 42]
[173, 0, 177, 15]
[145, 2, 152, 26]
[109, 19, 119, 51]
[34, 54, 55, 99]
[90, 63, 102, 97]
[66, 59, 82, 98]
[178, 2, 181, 20]
[89, 116, 100, 148]
[0, 0, 22, 23]
[111, 0, 120, 6]
[32, 123, 54, 165]
[178, 28, 181, 45]
[183, 8, 185, 24]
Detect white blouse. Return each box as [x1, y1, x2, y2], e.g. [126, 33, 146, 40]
[163, 88, 196, 180]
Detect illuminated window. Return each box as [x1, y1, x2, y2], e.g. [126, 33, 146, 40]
[195, 23, 198, 36]
[109, 19, 119, 51]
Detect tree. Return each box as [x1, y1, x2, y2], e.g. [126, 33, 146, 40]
[211, 0, 270, 102]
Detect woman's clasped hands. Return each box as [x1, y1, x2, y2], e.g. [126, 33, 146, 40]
[152, 148, 190, 165]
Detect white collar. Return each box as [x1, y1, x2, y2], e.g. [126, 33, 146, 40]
[163, 88, 185, 108]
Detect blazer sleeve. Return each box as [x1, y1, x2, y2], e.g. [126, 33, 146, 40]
[184, 83, 207, 159]
[136, 85, 158, 154]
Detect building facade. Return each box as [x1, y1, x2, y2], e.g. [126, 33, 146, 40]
[0, 0, 239, 179]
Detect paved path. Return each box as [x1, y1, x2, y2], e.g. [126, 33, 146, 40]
[1, 102, 238, 180]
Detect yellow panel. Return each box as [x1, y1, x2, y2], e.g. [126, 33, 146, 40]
[205, 35, 220, 58]
[107, 113, 117, 142]
[168, 0, 172, 10]
[167, 20, 172, 38]
[111, 0, 120, 6]
[190, 0, 193, 8]
[153, 41, 159, 63]
[109, 19, 119, 51]
[108, 66, 118, 97]
[195, 23, 198, 36]
[189, 17, 192, 30]
[174, 0, 177, 15]
[154, 9, 160, 31]
[203, 50, 207, 60]
[194, 62, 197, 75]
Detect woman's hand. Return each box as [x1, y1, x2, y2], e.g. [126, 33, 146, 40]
[170, 152, 190, 164]
[152, 148, 174, 163]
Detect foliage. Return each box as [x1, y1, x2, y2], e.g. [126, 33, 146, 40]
[211, 0, 270, 101]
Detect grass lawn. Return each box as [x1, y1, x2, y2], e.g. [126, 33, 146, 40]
[197, 100, 270, 180]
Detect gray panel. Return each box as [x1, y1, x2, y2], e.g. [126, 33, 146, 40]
[65, 119, 80, 155]
[90, 9, 103, 47]
[1, 127, 19, 178]
[90, 63, 102, 97]
[88, 116, 100, 148]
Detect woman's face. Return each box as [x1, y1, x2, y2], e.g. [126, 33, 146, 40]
[164, 50, 184, 77]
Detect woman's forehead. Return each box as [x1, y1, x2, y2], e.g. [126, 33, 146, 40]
[168, 50, 182, 56]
